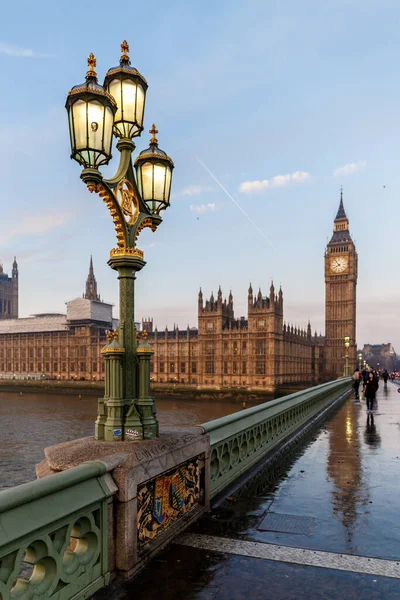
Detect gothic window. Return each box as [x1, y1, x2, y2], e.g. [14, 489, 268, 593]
[169, 362, 175, 373]
[22, 363, 26, 372]
[233, 342, 238, 355]
[205, 361, 214, 374]
[207, 321, 214, 330]
[30, 363, 34, 372]
[192, 345, 197, 356]
[15, 363, 19, 372]
[256, 361, 266, 375]
[93, 363, 97, 372]
[180, 362, 186, 373]
[160, 362, 165, 373]
[45, 363, 50, 372]
[223, 362, 228, 374]
[80, 362, 86, 372]
[205, 342, 215, 356]
[256, 340, 266, 355]
[233, 362, 237, 374]
[242, 342, 247, 354]
[191, 362, 197, 373]
[80, 347, 87, 357]
[242, 361, 247, 374]
[223, 342, 229, 355]
[53, 363, 58, 372]
[62, 363, 67, 372]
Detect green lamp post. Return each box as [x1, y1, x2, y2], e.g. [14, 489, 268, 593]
[66, 42, 174, 441]
[344, 335, 350, 377]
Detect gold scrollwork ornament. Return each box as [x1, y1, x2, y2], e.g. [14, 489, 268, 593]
[116, 178, 139, 226]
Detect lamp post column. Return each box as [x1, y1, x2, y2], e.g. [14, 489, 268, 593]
[136, 332, 159, 439]
[108, 253, 144, 440]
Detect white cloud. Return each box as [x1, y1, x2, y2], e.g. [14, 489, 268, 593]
[190, 203, 218, 215]
[239, 171, 310, 194]
[0, 212, 72, 246]
[333, 160, 366, 177]
[0, 42, 52, 58]
[176, 184, 213, 197]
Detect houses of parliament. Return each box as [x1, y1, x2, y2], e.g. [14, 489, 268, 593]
[0, 194, 357, 389]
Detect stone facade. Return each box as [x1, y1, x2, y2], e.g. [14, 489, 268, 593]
[145, 283, 325, 392]
[362, 343, 397, 373]
[0, 258, 18, 320]
[0, 259, 113, 381]
[324, 192, 358, 378]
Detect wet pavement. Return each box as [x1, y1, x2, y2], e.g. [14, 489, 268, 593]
[96, 381, 400, 599]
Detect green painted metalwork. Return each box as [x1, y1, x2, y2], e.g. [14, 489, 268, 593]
[67, 48, 174, 442]
[200, 379, 351, 498]
[0, 462, 114, 600]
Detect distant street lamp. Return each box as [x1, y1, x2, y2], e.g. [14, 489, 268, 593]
[66, 42, 174, 442]
[358, 352, 362, 371]
[344, 336, 350, 377]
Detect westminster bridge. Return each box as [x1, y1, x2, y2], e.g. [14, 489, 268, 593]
[1, 379, 400, 599]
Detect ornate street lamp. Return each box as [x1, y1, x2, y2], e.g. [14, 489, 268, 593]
[65, 53, 117, 169]
[66, 42, 174, 442]
[344, 335, 350, 377]
[358, 352, 362, 371]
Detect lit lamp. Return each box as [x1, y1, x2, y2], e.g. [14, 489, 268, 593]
[135, 124, 174, 214]
[344, 335, 350, 377]
[103, 40, 148, 139]
[66, 41, 174, 442]
[358, 352, 362, 370]
[66, 53, 117, 169]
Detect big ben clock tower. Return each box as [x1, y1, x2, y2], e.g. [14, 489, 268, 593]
[325, 190, 358, 378]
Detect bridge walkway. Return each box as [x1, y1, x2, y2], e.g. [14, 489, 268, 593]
[96, 382, 400, 599]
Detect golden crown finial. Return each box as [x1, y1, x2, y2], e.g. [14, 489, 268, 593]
[86, 52, 97, 78]
[113, 329, 119, 340]
[149, 124, 158, 144]
[142, 330, 148, 340]
[121, 40, 130, 62]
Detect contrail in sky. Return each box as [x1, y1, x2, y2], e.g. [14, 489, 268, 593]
[196, 157, 274, 249]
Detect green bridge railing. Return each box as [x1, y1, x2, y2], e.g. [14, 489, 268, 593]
[0, 461, 115, 600]
[200, 378, 351, 499]
[0, 379, 351, 598]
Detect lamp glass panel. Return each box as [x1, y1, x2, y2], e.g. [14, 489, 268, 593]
[153, 164, 167, 201]
[140, 162, 154, 199]
[109, 79, 122, 121]
[68, 105, 74, 149]
[103, 105, 114, 155]
[136, 85, 145, 127]
[164, 167, 172, 204]
[72, 99, 88, 150]
[88, 100, 105, 151]
[121, 80, 137, 123]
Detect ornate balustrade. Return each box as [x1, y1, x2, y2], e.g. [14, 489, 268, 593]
[200, 379, 351, 499]
[0, 461, 116, 600]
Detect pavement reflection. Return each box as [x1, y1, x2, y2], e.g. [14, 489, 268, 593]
[103, 382, 400, 599]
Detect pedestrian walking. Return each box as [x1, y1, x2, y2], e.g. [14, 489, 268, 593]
[352, 368, 360, 400]
[383, 369, 389, 389]
[364, 372, 378, 413]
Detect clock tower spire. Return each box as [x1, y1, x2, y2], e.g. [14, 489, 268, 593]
[324, 190, 358, 378]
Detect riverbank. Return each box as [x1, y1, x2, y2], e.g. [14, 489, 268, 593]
[0, 379, 306, 400]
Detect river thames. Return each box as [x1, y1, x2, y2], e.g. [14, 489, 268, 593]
[0, 390, 262, 490]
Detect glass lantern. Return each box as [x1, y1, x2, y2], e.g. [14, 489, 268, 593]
[103, 41, 148, 139]
[135, 125, 174, 214]
[66, 53, 117, 169]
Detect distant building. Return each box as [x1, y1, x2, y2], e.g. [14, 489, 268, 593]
[0, 258, 18, 320]
[324, 192, 358, 378]
[0, 259, 115, 381]
[144, 283, 325, 392]
[361, 343, 396, 373]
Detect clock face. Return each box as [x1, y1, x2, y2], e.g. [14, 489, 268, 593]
[330, 256, 348, 273]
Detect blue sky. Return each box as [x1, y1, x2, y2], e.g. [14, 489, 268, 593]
[0, 0, 399, 349]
